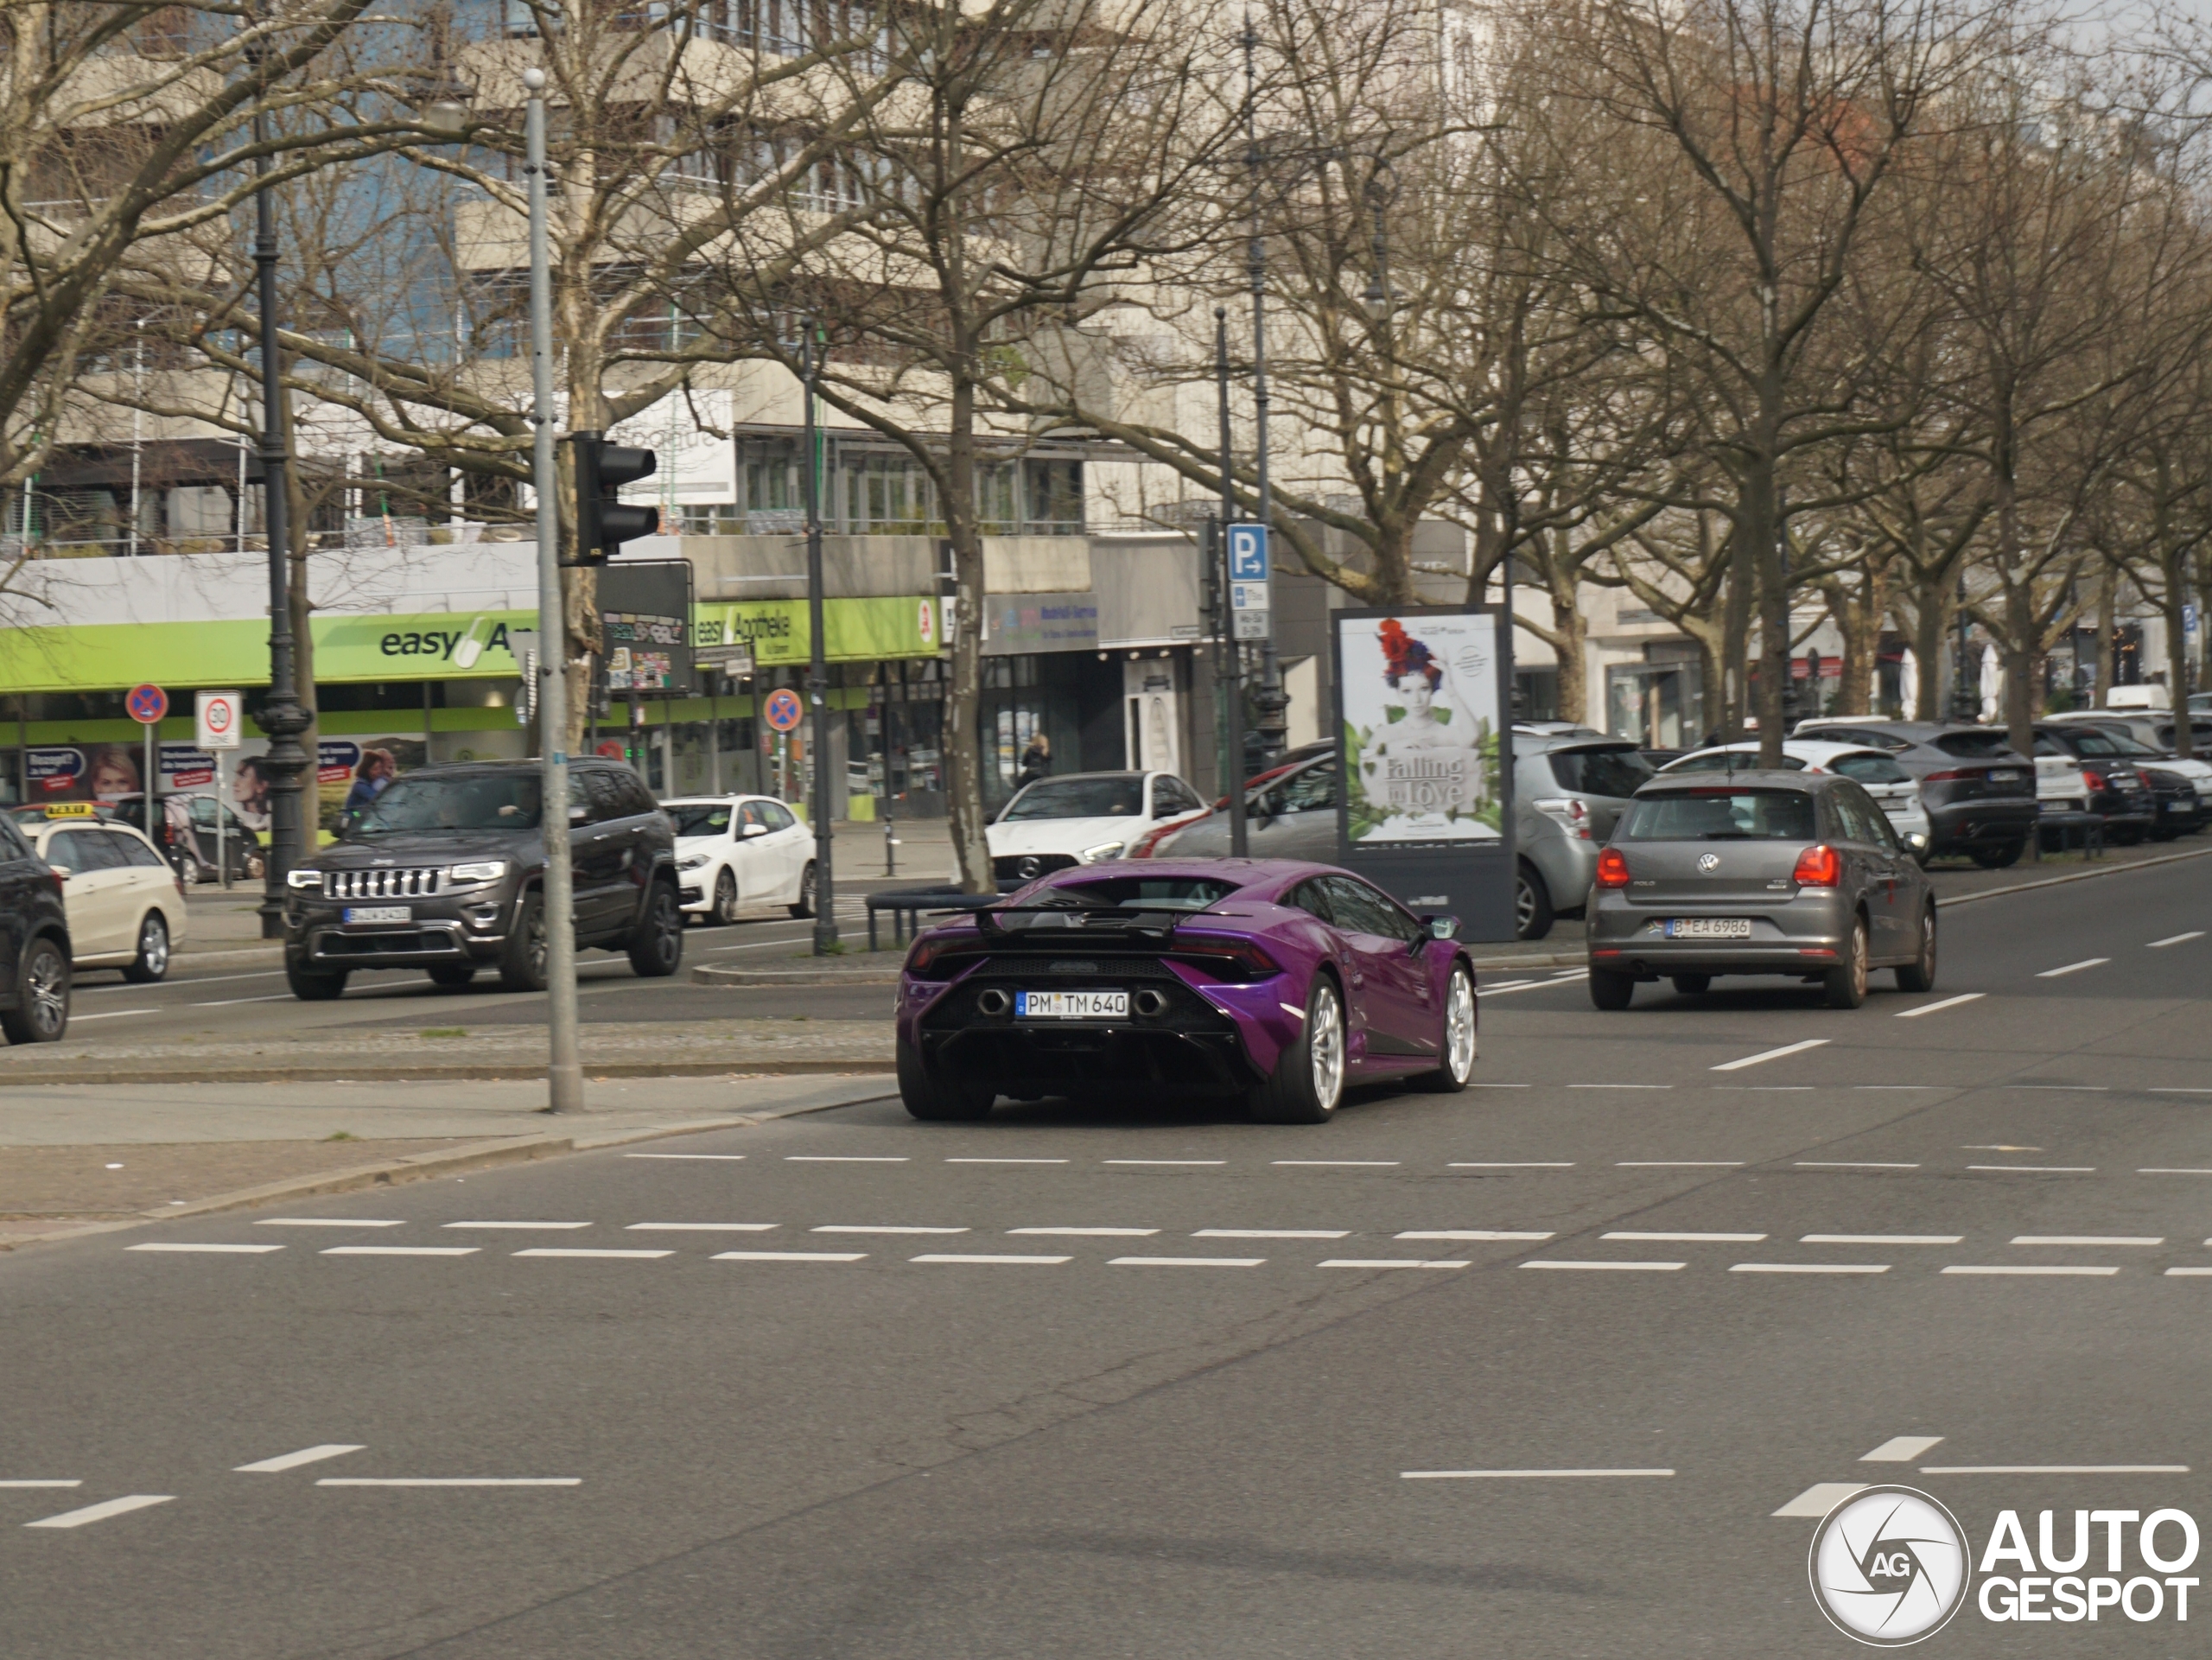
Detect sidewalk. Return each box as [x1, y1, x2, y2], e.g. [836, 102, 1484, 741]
[0, 1072, 895, 1249]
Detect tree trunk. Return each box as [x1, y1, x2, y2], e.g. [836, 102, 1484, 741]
[943, 376, 993, 894]
[2001, 577, 2036, 756]
[2164, 568, 2196, 760]
[1720, 513, 1751, 741]
[2094, 558, 2117, 709]
[1745, 458, 1787, 765]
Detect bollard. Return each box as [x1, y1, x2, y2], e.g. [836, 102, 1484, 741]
[885, 805, 899, 877]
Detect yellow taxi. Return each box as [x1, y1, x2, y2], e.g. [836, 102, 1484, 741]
[22, 803, 189, 982]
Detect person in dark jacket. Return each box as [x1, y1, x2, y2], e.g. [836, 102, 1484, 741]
[1015, 733, 1052, 789]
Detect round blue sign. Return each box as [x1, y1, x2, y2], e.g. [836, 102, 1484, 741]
[762, 687, 804, 733]
[125, 684, 168, 725]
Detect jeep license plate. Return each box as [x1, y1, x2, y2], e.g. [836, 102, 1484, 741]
[343, 906, 411, 925]
[1014, 990, 1128, 1020]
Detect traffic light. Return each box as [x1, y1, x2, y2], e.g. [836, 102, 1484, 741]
[565, 431, 658, 565]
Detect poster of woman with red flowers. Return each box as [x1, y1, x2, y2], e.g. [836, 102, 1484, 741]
[1340, 612, 1503, 843]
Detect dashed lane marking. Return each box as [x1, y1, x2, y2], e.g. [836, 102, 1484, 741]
[1775, 1482, 1867, 1517]
[1270, 1161, 1402, 1167]
[1863, 1437, 1945, 1461]
[1966, 1166, 2096, 1174]
[812, 1224, 967, 1235]
[126, 1243, 281, 1255]
[626, 1223, 777, 1232]
[2164, 1268, 2212, 1276]
[1568, 1084, 1672, 1091]
[1896, 994, 1986, 1019]
[321, 1247, 478, 1257]
[1397, 1231, 1554, 1242]
[1522, 1260, 1684, 1272]
[1803, 1235, 1961, 1245]
[946, 1158, 1070, 1165]
[911, 1254, 1071, 1265]
[442, 1221, 591, 1231]
[712, 1250, 866, 1262]
[1604, 1231, 1766, 1243]
[626, 1154, 746, 1161]
[2148, 932, 2204, 948]
[65, 1010, 158, 1022]
[2150, 1089, 2212, 1096]
[785, 1156, 907, 1163]
[1104, 1160, 1225, 1167]
[1712, 1039, 1829, 1072]
[1918, 1465, 2186, 1476]
[234, 1446, 364, 1474]
[511, 1249, 673, 1260]
[1796, 1162, 1922, 1170]
[1730, 1263, 1890, 1275]
[254, 1218, 406, 1228]
[24, 1495, 174, 1529]
[1618, 1161, 1744, 1168]
[1107, 1256, 1263, 1268]
[1320, 1259, 1468, 1270]
[1007, 1226, 1158, 1236]
[2012, 1235, 2163, 1246]
[1940, 1265, 2119, 1276]
[2141, 1167, 2212, 1174]
[1449, 1161, 1573, 1168]
[1402, 1467, 1673, 1480]
[2037, 957, 2110, 978]
[0, 1481, 80, 1490]
[1195, 1228, 1348, 1238]
[317, 1478, 580, 1487]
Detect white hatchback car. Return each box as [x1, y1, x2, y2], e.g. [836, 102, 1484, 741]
[1658, 740, 1934, 863]
[664, 795, 819, 923]
[23, 809, 188, 980]
[985, 770, 1209, 886]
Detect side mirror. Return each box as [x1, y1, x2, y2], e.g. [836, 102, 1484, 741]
[48, 865, 73, 879]
[741, 823, 769, 838]
[569, 805, 590, 823]
[1422, 913, 1461, 940]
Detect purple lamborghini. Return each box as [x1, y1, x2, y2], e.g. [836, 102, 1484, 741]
[894, 860, 1478, 1123]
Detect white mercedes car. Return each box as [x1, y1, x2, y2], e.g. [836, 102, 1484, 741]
[985, 770, 1209, 886]
[664, 794, 819, 922]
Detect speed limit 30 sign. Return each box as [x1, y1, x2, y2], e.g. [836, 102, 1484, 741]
[195, 690, 244, 751]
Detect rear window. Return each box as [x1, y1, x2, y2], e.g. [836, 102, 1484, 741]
[1621, 789, 1819, 842]
[1002, 777, 1144, 820]
[1830, 753, 1911, 785]
[1032, 875, 1240, 911]
[1931, 730, 2015, 758]
[1548, 747, 1657, 797]
[1664, 751, 1806, 774]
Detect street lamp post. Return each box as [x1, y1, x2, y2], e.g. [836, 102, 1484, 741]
[802, 322, 837, 952]
[1214, 308, 1249, 859]
[1242, 16, 1287, 769]
[524, 66, 584, 1113]
[246, 48, 314, 939]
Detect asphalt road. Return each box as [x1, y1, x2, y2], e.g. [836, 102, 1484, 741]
[5, 856, 2212, 1656]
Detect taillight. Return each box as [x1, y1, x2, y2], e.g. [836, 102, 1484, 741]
[1922, 768, 1967, 782]
[1168, 935, 1281, 980]
[1793, 843, 1841, 887]
[905, 936, 981, 981]
[1595, 848, 1631, 888]
[2082, 769, 2108, 792]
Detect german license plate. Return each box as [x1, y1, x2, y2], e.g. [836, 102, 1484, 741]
[1665, 918, 1751, 939]
[343, 906, 410, 925]
[1990, 769, 2024, 782]
[2169, 800, 2191, 811]
[1014, 990, 1128, 1019]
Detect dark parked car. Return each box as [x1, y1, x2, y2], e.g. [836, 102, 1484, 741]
[896, 862, 1478, 1123]
[2028, 725, 2156, 843]
[1586, 772, 1936, 1010]
[0, 811, 72, 1043]
[280, 760, 683, 1001]
[1791, 719, 2037, 866]
[109, 792, 263, 883]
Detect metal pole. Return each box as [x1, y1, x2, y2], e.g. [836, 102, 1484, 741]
[524, 67, 583, 1114]
[1243, 16, 1286, 767]
[1215, 308, 1248, 858]
[248, 80, 313, 938]
[803, 321, 838, 951]
[129, 320, 143, 557]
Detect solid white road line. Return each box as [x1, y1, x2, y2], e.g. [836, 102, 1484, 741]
[322, 1246, 479, 1257]
[1402, 1468, 1673, 1480]
[1919, 1465, 2187, 1476]
[443, 1221, 591, 1231]
[1396, 1231, 1554, 1242]
[1522, 1260, 1684, 1272]
[1730, 1263, 1890, 1275]
[1774, 1483, 1867, 1517]
[2037, 957, 2109, 977]
[24, 1494, 174, 1528]
[910, 1254, 1070, 1265]
[1104, 1160, 1224, 1167]
[1618, 1161, 1744, 1168]
[316, 1478, 580, 1487]
[1107, 1256, 1264, 1268]
[0, 1481, 80, 1489]
[1941, 1265, 2118, 1276]
[1967, 1165, 2095, 1173]
[1008, 1226, 1159, 1237]
[785, 1156, 907, 1162]
[1194, 1229, 1348, 1239]
[1803, 1235, 1961, 1245]
[712, 1250, 866, 1262]
[1863, 1436, 1944, 1462]
[234, 1445, 365, 1474]
[1320, 1259, 1468, 1270]
[626, 1223, 777, 1232]
[812, 1225, 966, 1235]
[1604, 1231, 1766, 1243]
[626, 1153, 746, 1161]
[1270, 1160, 1401, 1167]
[1712, 1039, 1830, 1072]
[2012, 1235, 2163, 1246]
[254, 1218, 407, 1228]
[512, 1249, 672, 1260]
[127, 1243, 281, 1254]
[945, 1158, 1070, 1165]
[1896, 993, 1986, 1019]
[2148, 932, 2205, 948]
[1448, 1161, 1573, 1168]
[1796, 1162, 1923, 1170]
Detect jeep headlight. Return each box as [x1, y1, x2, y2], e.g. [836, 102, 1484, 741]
[447, 860, 509, 884]
[287, 868, 323, 891]
[678, 852, 711, 870]
[1078, 840, 1127, 864]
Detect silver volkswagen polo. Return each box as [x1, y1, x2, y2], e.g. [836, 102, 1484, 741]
[1584, 772, 1936, 1010]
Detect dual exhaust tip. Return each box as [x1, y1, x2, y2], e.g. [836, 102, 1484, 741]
[976, 988, 1168, 1017]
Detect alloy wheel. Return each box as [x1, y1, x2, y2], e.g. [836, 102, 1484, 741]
[1515, 876, 1535, 934]
[715, 868, 739, 924]
[1849, 919, 1868, 1000]
[1309, 985, 1344, 1111]
[1444, 970, 1476, 1081]
[139, 916, 168, 976]
[25, 946, 67, 1038]
[525, 906, 548, 979]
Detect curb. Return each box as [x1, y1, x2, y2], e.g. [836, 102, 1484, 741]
[1467, 951, 1585, 971]
[0, 1092, 897, 1252]
[0, 1058, 897, 1089]
[692, 965, 902, 986]
[1934, 843, 2212, 908]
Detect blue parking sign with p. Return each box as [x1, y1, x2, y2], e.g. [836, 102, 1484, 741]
[1228, 523, 1268, 582]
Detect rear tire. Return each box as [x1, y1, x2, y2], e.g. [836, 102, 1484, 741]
[1588, 968, 1634, 1010]
[1824, 916, 1870, 1008]
[1415, 964, 1477, 1092]
[896, 1036, 995, 1121]
[788, 862, 817, 919]
[1515, 861, 1555, 941]
[1969, 840, 2024, 869]
[286, 964, 348, 1002]
[0, 937, 70, 1042]
[427, 964, 477, 989]
[626, 882, 684, 977]
[1249, 976, 1346, 1123]
[1670, 973, 1711, 995]
[1894, 903, 1938, 993]
[498, 891, 549, 992]
[714, 867, 741, 924]
[121, 912, 169, 983]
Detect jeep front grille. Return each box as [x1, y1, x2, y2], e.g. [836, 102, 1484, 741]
[327, 867, 443, 899]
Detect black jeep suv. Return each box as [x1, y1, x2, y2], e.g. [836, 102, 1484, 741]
[281, 760, 683, 1001]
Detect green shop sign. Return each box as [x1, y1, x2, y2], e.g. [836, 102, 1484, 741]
[0, 595, 938, 693]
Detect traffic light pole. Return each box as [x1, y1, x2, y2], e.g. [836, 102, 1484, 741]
[524, 67, 584, 1115]
[802, 323, 837, 952]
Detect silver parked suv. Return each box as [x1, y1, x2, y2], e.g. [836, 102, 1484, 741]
[1510, 726, 1660, 939]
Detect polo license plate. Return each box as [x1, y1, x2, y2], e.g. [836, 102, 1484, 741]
[1014, 990, 1128, 1020]
[343, 906, 411, 925]
[1666, 918, 1751, 939]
